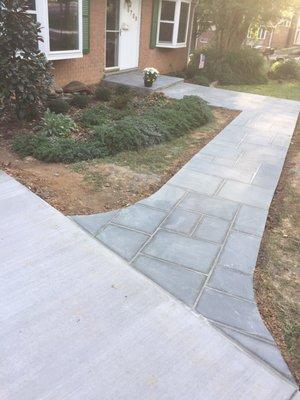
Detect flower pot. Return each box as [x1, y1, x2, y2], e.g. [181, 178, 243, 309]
[144, 79, 153, 88]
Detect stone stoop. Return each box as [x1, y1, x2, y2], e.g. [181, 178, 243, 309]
[103, 69, 184, 95]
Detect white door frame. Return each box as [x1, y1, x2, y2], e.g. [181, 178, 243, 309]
[105, 0, 141, 71]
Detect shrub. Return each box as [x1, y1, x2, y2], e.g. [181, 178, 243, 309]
[12, 95, 213, 162]
[12, 133, 107, 163]
[188, 46, 268, 85]
[70, 94, 90, 109]
[194, 75, 210, 86]
[111, 95, 129, 110]
[0, 1, 53, 120]
[47, 98, 70, 114]
[115, 85, 131, 96]
[94, 86, 111, 101]
[269, 59, 300, 81]
[39, 110, 77, 137]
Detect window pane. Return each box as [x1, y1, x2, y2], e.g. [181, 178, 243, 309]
[48, 0, 79, 51]
[159, 22, 174, 42]
[177, 2, 189, 43]
[107, 0, 120, 30]
[106, 32, 119, 67]
[26, 0, 36, 10]
[160, 1, 175, 21]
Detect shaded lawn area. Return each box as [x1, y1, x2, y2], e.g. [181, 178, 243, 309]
[220, 81, 300, 101]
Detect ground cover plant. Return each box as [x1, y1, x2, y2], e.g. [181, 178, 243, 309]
[12, 91, 213, 163]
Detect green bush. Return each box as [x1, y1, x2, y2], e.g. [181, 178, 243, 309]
[39, 110, 77, 137]
[0, 1, 53, 120]
[12, 133, 107, 163]
[115, 85, 131, 96]
[94, 86, 111, 101]
[188, 47, 268, 85]
[194, 75, 210, 86]
[70, 94, 90, 109]
[47, 98, 70, 114]
[111, 95, 129, 110]
[12, 95, 213, 163]
[269, 59, 300, 81]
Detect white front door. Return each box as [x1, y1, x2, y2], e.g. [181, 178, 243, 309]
[118, 0, 141, 70]
[105, 0, 141, 70]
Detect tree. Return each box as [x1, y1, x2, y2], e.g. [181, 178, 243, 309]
[195, 0, 297, 53]
[0, 0, 53, 120]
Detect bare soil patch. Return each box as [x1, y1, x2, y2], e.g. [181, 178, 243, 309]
[0, 107, 237, 215]
[255, 117, 300, 384]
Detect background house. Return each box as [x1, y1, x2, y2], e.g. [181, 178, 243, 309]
[28, 0, 195, 87]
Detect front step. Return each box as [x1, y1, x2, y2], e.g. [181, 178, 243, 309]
[103, 69, 184, 95]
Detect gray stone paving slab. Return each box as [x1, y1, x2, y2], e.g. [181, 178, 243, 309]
[4, 174, 298, 399]
[143, 230, 220, 273]
[208, 265, 254, 301]
[196, 288, 273, 340]
[113, 204, 166, 234]
[133, 255, 205, 306]
[219, 326, 293, 379]
[218, 231, 261, 274]
[162, 207, 200, 235]
[193, 216, 230, 244]
[138, 184, 185, 211]
[71, 211, 117, 236]
[218, 180, 274, 209]
[234, 205, 268, 237]
[179, 192, 239, 221]
[97, 224, 149, 261]
[252, 163, 282, 189]
[168, 168, 222, 195]
[184, 158, 255, 183]
[201, 142, 242, 159]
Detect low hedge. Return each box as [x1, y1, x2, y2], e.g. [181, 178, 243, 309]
[12, 95, 212, 163]
[188, 46, 268, 85]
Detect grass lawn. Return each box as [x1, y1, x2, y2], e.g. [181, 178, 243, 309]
[220, 81, 300, 101]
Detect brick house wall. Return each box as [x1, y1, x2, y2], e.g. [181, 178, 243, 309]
[53, 0, 105, 87]
[138, 0, 192, 73]
[52, 0, 192, 87]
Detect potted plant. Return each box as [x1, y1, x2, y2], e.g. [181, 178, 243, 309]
[143, 67, 159, 87]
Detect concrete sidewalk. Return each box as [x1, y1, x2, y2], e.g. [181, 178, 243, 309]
[0, 172, 299, 399]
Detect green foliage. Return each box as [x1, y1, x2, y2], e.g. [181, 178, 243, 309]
[189, 47, 268, 85]
[269, 59, 300, 81]
[70, 94, 90, 109]
[115, 85, 131, 96]
[12, 133, 107, 163]
[39, 110, 77, 138]
[0, 0, 53, 120]
[195, 0, 295, 53]
[94, 86, 111, 101]
[47, 98, 70, 114]
[111, 95, 129, 110]
[12, 95, 213, 163]
[194, 75, 210, 86]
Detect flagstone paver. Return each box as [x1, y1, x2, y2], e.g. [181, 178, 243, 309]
[72, 84, 300, 382]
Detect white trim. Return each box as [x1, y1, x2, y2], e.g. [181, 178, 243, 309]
[156, 0, 191, 48]
[36, 0, 83, 61]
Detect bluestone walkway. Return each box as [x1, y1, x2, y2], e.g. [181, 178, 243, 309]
[72, 83, 300, 382]
[1, 172, 299, 399]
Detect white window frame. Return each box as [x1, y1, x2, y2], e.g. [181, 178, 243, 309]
[257, 26, 267, 40]
[35, 0, 83, 61]
[156, 0, 191, 49]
